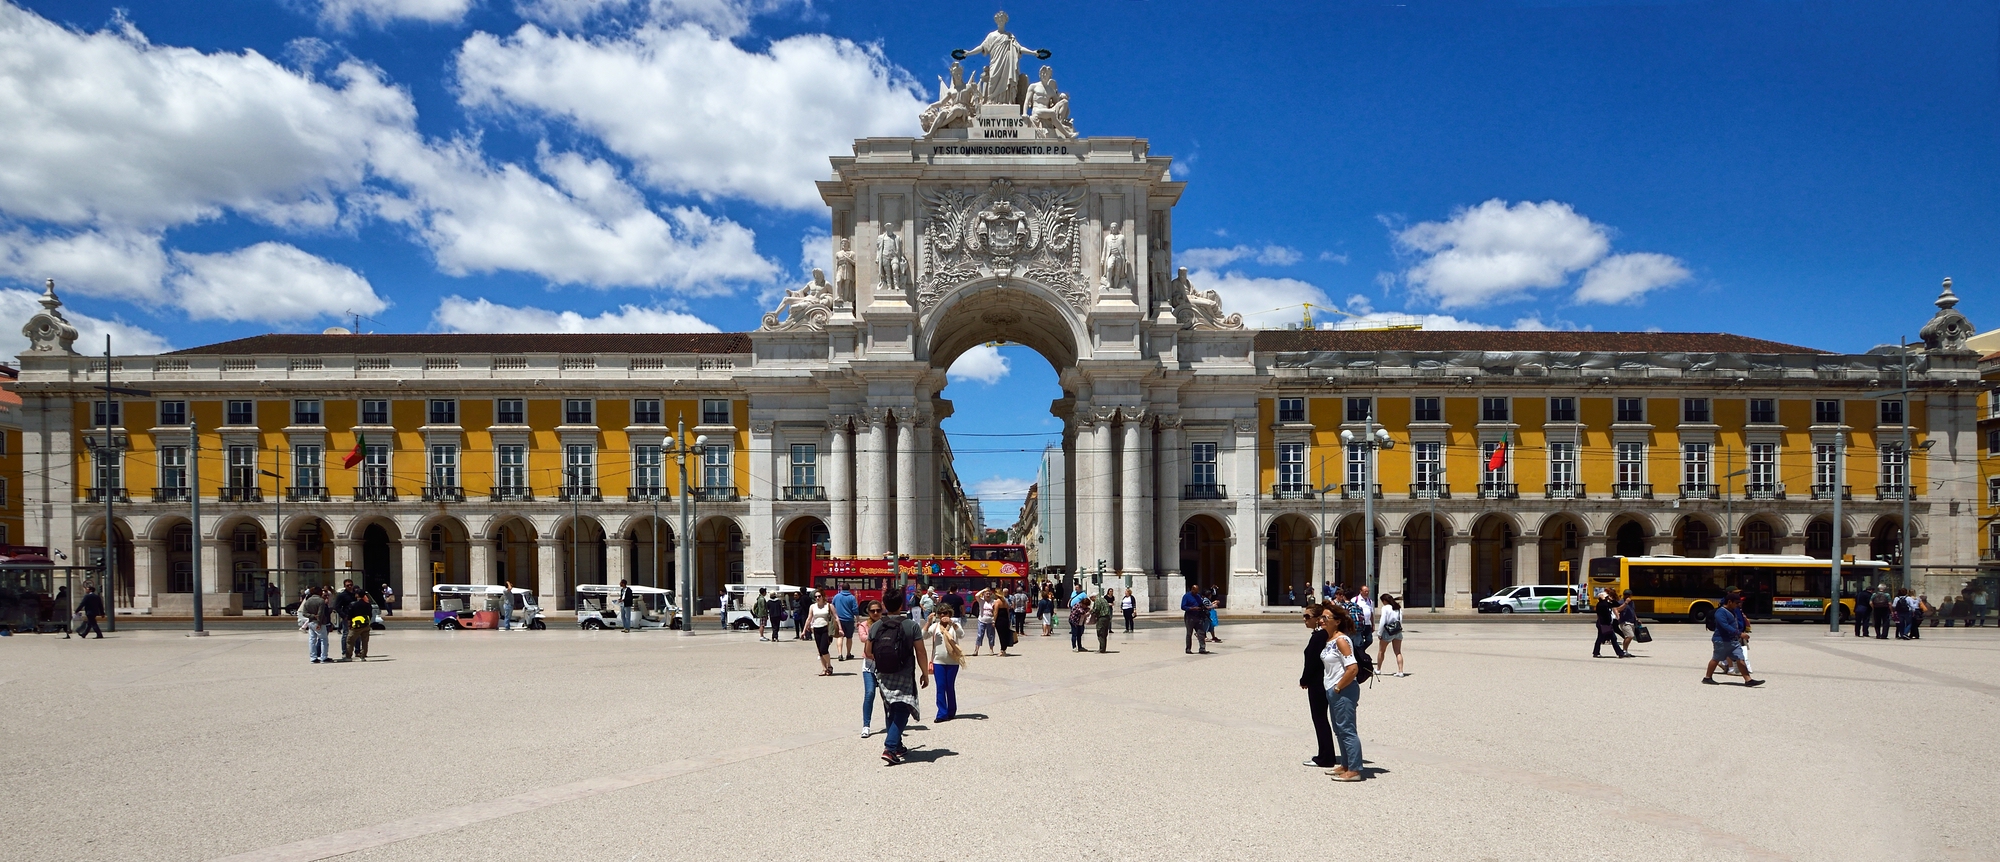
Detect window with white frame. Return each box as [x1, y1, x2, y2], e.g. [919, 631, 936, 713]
[429, 444, 458, 489]
[1615, 398, 1644, 423]
[1480, 397, 1509, 422]
[1814, 399, 1841, 424]
[1989, 428, 2000, 455]
[1988, 477, 2000, 508]
[1749, 399, 1777, 424]
[1682, 398, 1711, 423]
[701, 399, 731, 425]
[1748, 443, 1777, 489]
[632, 399, 662, 425]
[495, 399, 524, 424]
[789, 444, 816, 489]
[1615, 442, 1645, 488]
[427, 399, 457, 425]
[1190, 443, 1218, 489]
[633, 444, 663, 492]
[158, 401, 187, 427]
[564, 444, 595, 490]
[362, 445, 391, 492]
[1990, 522, 2000, 555]
[1413, 397, 1441, 422]
[495, 445, 524, 492]
[563, 399, 594, 425]
[702, 444, 731, 490]
[91, 448, 121, 491]
[1277, 442, 1305, 490]
[1345, 398, 1372, 422]
[1480, 440, 1506, 485]
[1682, 442, 1711, 489]
[1548, 397, 1577, 423]
[361, 399, 390, 425]
[294, 445, 322, 490]
[92, 400, 121, 428]
[1413, 442, 1443, 489]
[1880, 399, 1904, 425]
[1346, 442, 1368, 488]
[1548, 442, 1576, 488]
[1880, 444, 1906, 493]
[293, 399, 322, 426]
[227, 445, 257, 489]
[159, 446, 187, 492]
[1813, 443, 1838, 489]
[1277, 398, 1305, 424]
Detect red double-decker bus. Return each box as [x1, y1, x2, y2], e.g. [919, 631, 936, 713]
[811, 548, 1029, 603]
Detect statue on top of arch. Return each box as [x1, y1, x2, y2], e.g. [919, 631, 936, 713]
[1169, 267, 1245, 330]
[920, 13, 1075, 140]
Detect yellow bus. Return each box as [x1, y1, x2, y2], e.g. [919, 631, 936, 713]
[1587, 554, 1888, 625]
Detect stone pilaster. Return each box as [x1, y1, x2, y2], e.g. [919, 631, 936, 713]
[829, 416, 854, 556]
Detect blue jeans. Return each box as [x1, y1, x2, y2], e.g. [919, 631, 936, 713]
[933, 663, 959, 720]
[977, 621, 997, 649]
[500, 607, 512, 630]
[621, 606, 632, 629]
[1328, 683, 1362, 774]
[308, 624, 329, 662]
[861, 669, 879, 727]
[883, 702, 913, 752]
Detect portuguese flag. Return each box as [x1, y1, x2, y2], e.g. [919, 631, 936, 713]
[343, 433, 367, 469]
[1486, 432, 1509, 472]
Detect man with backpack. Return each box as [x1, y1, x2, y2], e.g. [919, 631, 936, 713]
[347, 591, 374, 661]
[864, 590, 929, 765]
[1702, 593, 1763, 687]
[1870, 584, 1892, 639]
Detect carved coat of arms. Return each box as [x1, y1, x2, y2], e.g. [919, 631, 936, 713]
[917, 179, 1085, 311]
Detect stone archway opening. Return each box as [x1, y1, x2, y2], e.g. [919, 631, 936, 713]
[1264, 514, 1315, 606]
[556, 516, 606, 609]
[1179, 515, 1228, 597]
[695, 516, 743, 610]
[626, 516, 676, 590]
[1400, 514, 1444, 608]
[488, 517, 536, 596]
[780, 516, 828, 589]
[1536, 514, 1584, 585]
[1673, 516, 1717, 559]
[1470, 514, 1517, 601]
[1611, 517, 1650, 557]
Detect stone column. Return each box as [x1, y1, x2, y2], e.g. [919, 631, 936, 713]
[536, 539, 560, 609]
[1445, 536, 1473, 609]
[1515, 539, 1540, 587]
[469, 539, 492, 586]
[201, 537, 225, 595]
[895, 413, 917, 555]
[1378, 536, 1405, 597]
[1090, 407, 1119, 577]
[400, 541, 424, 611]
[859, 409, 891, 556]
[1154, 417, 1182, 608]
[332, 539, 357, 572]
[747, 421, 776, 581]
[829, 416, 854, 556]
[606, 537, 631, 586]
[132, 540, 158, 610]
[1119, 409, 1148, 578]
[1070, 410, 1096, 575]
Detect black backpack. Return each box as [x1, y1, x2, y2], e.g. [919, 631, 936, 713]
[871, 616, 914, 674]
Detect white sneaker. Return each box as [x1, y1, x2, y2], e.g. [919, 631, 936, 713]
[860, 726, 872, 738]
[759, 636, 768, 642]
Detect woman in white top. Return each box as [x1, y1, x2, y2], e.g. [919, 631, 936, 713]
[1319, 603, 1364, 782]
[926, 607, 965, 721]
[972, 589, 998, 656]
[808, 592, 837, 676]
[1374, 594, 1406, 677]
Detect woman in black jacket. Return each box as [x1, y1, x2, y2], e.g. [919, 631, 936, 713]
[1299, 603, 1337, 768]
[1592, 590, 1631, 658]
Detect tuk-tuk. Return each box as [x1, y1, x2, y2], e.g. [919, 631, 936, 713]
[575, 584, 681, 630]
[723, 584, 803, 630]
[433, 584, 546, 630]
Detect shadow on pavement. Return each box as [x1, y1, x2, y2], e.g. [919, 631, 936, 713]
[898, 747, 957, 764]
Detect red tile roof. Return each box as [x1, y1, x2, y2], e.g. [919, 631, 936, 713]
[167, 332, 752, 356]
[1252, 330, 1825, 354]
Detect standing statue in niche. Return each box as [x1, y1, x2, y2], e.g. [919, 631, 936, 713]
[1026, 66, 1074, 139]
[954, 11, 1048, 107]
[876, 226, 911, 294]
[832, 237, 856, 305]
[1100, 220, 1133, 294]
[1170, 266, 1244, 330]
[1149, 235, 1172, 310]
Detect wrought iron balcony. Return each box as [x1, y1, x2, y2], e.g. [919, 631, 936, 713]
[423, 485, 465, 503]
[1544, 482, 1585, 500]
[1810, 484, 1852, 501]
[354, 486, 397, 503]
[693, 486, 739, 503]
[85, 487, 130, 503]
[782, 485, 825, 501]
[1875, 484, 1911, 502]
[488, 485, 532, 502]
[1477, 482, 1519, 500]
[219, 485, 263, 503]
[1271, 484, 1316, 501]
[627, 485, 669, 501]
[285, 486, 329, 502]
[1341, 483, 1382, 501]
[1408, 483, 1450, 500]
[152, 486, 189, 503]
[558, 485, 601, 503]
[1983, 548, 2000, 563]
[1745, 483, 1786, 501]
[1612, 483, 1654, 500]
[1182, 484, 1226, 500]
[1679, 483, 1716, 500]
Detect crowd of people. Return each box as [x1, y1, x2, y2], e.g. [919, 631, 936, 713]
[1296, 586, 1409, 783]
[296, 579, 377, 663]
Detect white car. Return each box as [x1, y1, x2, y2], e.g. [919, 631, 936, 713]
[1477, 584, 1583, 614]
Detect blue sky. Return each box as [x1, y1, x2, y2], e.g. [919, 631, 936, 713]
[2, 0, 1994, 527]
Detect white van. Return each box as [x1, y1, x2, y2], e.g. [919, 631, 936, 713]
[575, 584, 681, 630]
[1476, 584, 1583, 614]
[723, 584, 804, 630]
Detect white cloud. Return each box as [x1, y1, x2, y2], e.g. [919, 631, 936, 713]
[1179, 244, 1301, 270]
[797, 227, 831, 280]
[0, 228, 169, 303]
[318, 0, 476, 29]
[168, 242, 385, 324]
[1187, 269, 1330, 326]
[946, 343, 1010, 385]
[1395, 199, 1611, 309]
[1319, 251, 1350, 265]
[432, 294, 719, 332]
[515, 0, 795, 36]
[0, 288, 171, 358]
[969, 475, 1033, 502]
[455, 23, 926, 209]
[1574, 252, 1690, 305]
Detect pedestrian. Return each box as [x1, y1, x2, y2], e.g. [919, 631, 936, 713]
[1068, 593, 1089, 651]
[866, 590, 929, 764]
[1121, 588, 1136, 633]
[1374, 594, 1406, 677]
[1298, 604, 1337, 769]
[808, 591, 837, 676]
[1916, 594, 1931, 634]
[380, 583, 394, 617]
[1205, 586, 1223, 643]
[1703, 593, 1764, 687]
[1592, 589, 1631, 658]
[54, 585, 71, 638]
[1092, 588, 1114, 653]
[1038, 589, 1055, 636]
[1895, 589, 1918, 640]
[74, 585, 105, 639]
[618, 580, 634, 631]
[754, 588, 771, 641]
[858, 601, 887, 737]
[926, 605, 963, 722]
[1319, 602, 1366, 782]
[301, 587, 330, 663]
[1011, 585, 1029, 635]
[1339, 588, 1368, 656]
[334, 579, 359, 660]
[971, 588, 997, 656]
[499, 580, 515, 631]
[1181, 583, 1210, 654]
[994, 590, 1016, 657]
[1851, 587, 1869, 637]
[348, 590, 374, 661]
[1617, 590, 1640, 653]
[1870, 584, 1892, 639]
[265, 582, 280, 616]
[834, 586, 859, 659]
[1941, 596, 1958, 627]
[792, 591, 808, 640]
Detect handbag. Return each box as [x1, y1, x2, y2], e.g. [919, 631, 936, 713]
[1633, 623, 1653, 644]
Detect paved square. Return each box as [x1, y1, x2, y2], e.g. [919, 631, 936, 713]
[7, 617, 1996, 861]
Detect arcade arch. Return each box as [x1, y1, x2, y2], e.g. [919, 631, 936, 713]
[780, 516, 827, 589]
[1264, 514, 1314, 605]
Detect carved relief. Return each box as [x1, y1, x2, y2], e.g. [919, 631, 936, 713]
[918, 179, 1086, 312]
[1118, 406, 1148, 424]
[22, 279, 78, 355]
[760, 269, 836, 331]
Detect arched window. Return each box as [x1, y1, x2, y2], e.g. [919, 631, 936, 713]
[1805, 520, 1833, 559]
[1562, 522, 1579, 550]
[1682, 521, 1712, 556]
[1745, 521, 1774, 553]
[430, 526, 444, 552]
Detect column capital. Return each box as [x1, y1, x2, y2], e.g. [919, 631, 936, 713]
[1156, 414, 1184, 430]
[1119, 406, 1148, 424]
[1091, 405, 1120, 425]
[750, 421, 775, 435]
[828, 413, 854, 430]
[1232, 418, 1257, 435]
[863, 407, 891, 428]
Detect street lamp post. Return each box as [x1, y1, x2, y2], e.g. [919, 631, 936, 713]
[1829, 433, 1846, 635]
[260, 465, 283, 603]
[1338, 422, 1394, 605]
[188, 420, 206, 635]
[1723, 459, 1750, 556]
[670, 417, 708, 635]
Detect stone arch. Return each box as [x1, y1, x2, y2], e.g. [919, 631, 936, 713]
[625, 514, 679, 590]
[555, 514, 608, 608]
[920, 279, 1089, 371]
[147, 516, 196, 600]
[417, 515, 473, 595]
[280, 514, 336, 590]
[779, 515, 828, 590]
[487, 515, 538, 596]
[1179, 514, 1229, 596]
[78, 515, 136, 607]
[1398, 512, 1445, 608]
[694, 516, 745, 611]
[1469, 513, 1519, 600]
[1869, 515, 1904, 565]
[1739, 514, 1785, 554]
[1672, 513, 1721, 558]
[1607, 513, 1653, 557]
[1535, 512, 1587, 584]
[1263, 513, 1315, 606]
